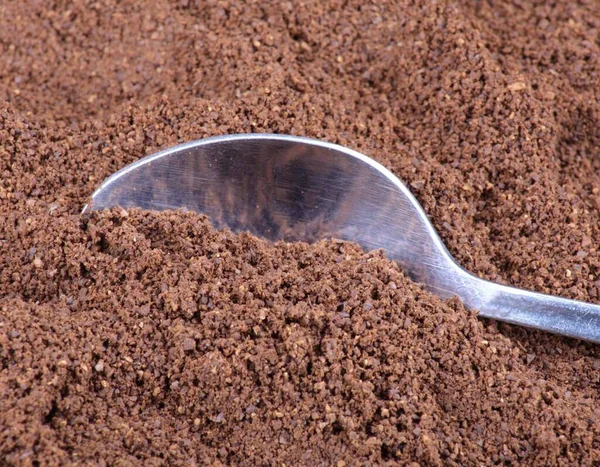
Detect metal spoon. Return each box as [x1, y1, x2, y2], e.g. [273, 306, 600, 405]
[84, 134, 600, 342]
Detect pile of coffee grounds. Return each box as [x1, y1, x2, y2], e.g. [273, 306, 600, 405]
[2, 0, 600, 464]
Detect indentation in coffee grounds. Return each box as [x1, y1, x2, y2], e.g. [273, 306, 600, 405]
[2, 0, 600, 464]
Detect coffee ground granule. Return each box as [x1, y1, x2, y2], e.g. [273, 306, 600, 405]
[2, 0, 600, 465]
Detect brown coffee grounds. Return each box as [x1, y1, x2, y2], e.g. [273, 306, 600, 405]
[2, 0, 600, 464]
[1, 209, 597, 465]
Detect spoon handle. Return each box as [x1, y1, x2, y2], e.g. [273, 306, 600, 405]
[463, 277, 600, 343]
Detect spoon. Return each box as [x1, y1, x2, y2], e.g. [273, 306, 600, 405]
[84, 134, 600, 342]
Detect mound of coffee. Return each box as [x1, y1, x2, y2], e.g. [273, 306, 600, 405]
[2, 0, 600, 464]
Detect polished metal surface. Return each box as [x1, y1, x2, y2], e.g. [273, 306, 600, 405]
[85, 134, 600, 342]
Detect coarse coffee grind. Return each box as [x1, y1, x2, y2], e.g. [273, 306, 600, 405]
[1, 0, 600, 465]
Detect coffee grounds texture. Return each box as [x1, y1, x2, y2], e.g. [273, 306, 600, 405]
[2, 0, 600, 465]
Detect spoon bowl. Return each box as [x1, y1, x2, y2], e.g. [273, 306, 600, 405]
[85, 134, 600, 342]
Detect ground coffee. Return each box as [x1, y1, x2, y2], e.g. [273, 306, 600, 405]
[2, 0, 600, 464]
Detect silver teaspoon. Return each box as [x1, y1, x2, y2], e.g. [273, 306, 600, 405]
[84, 134, 600, 342]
